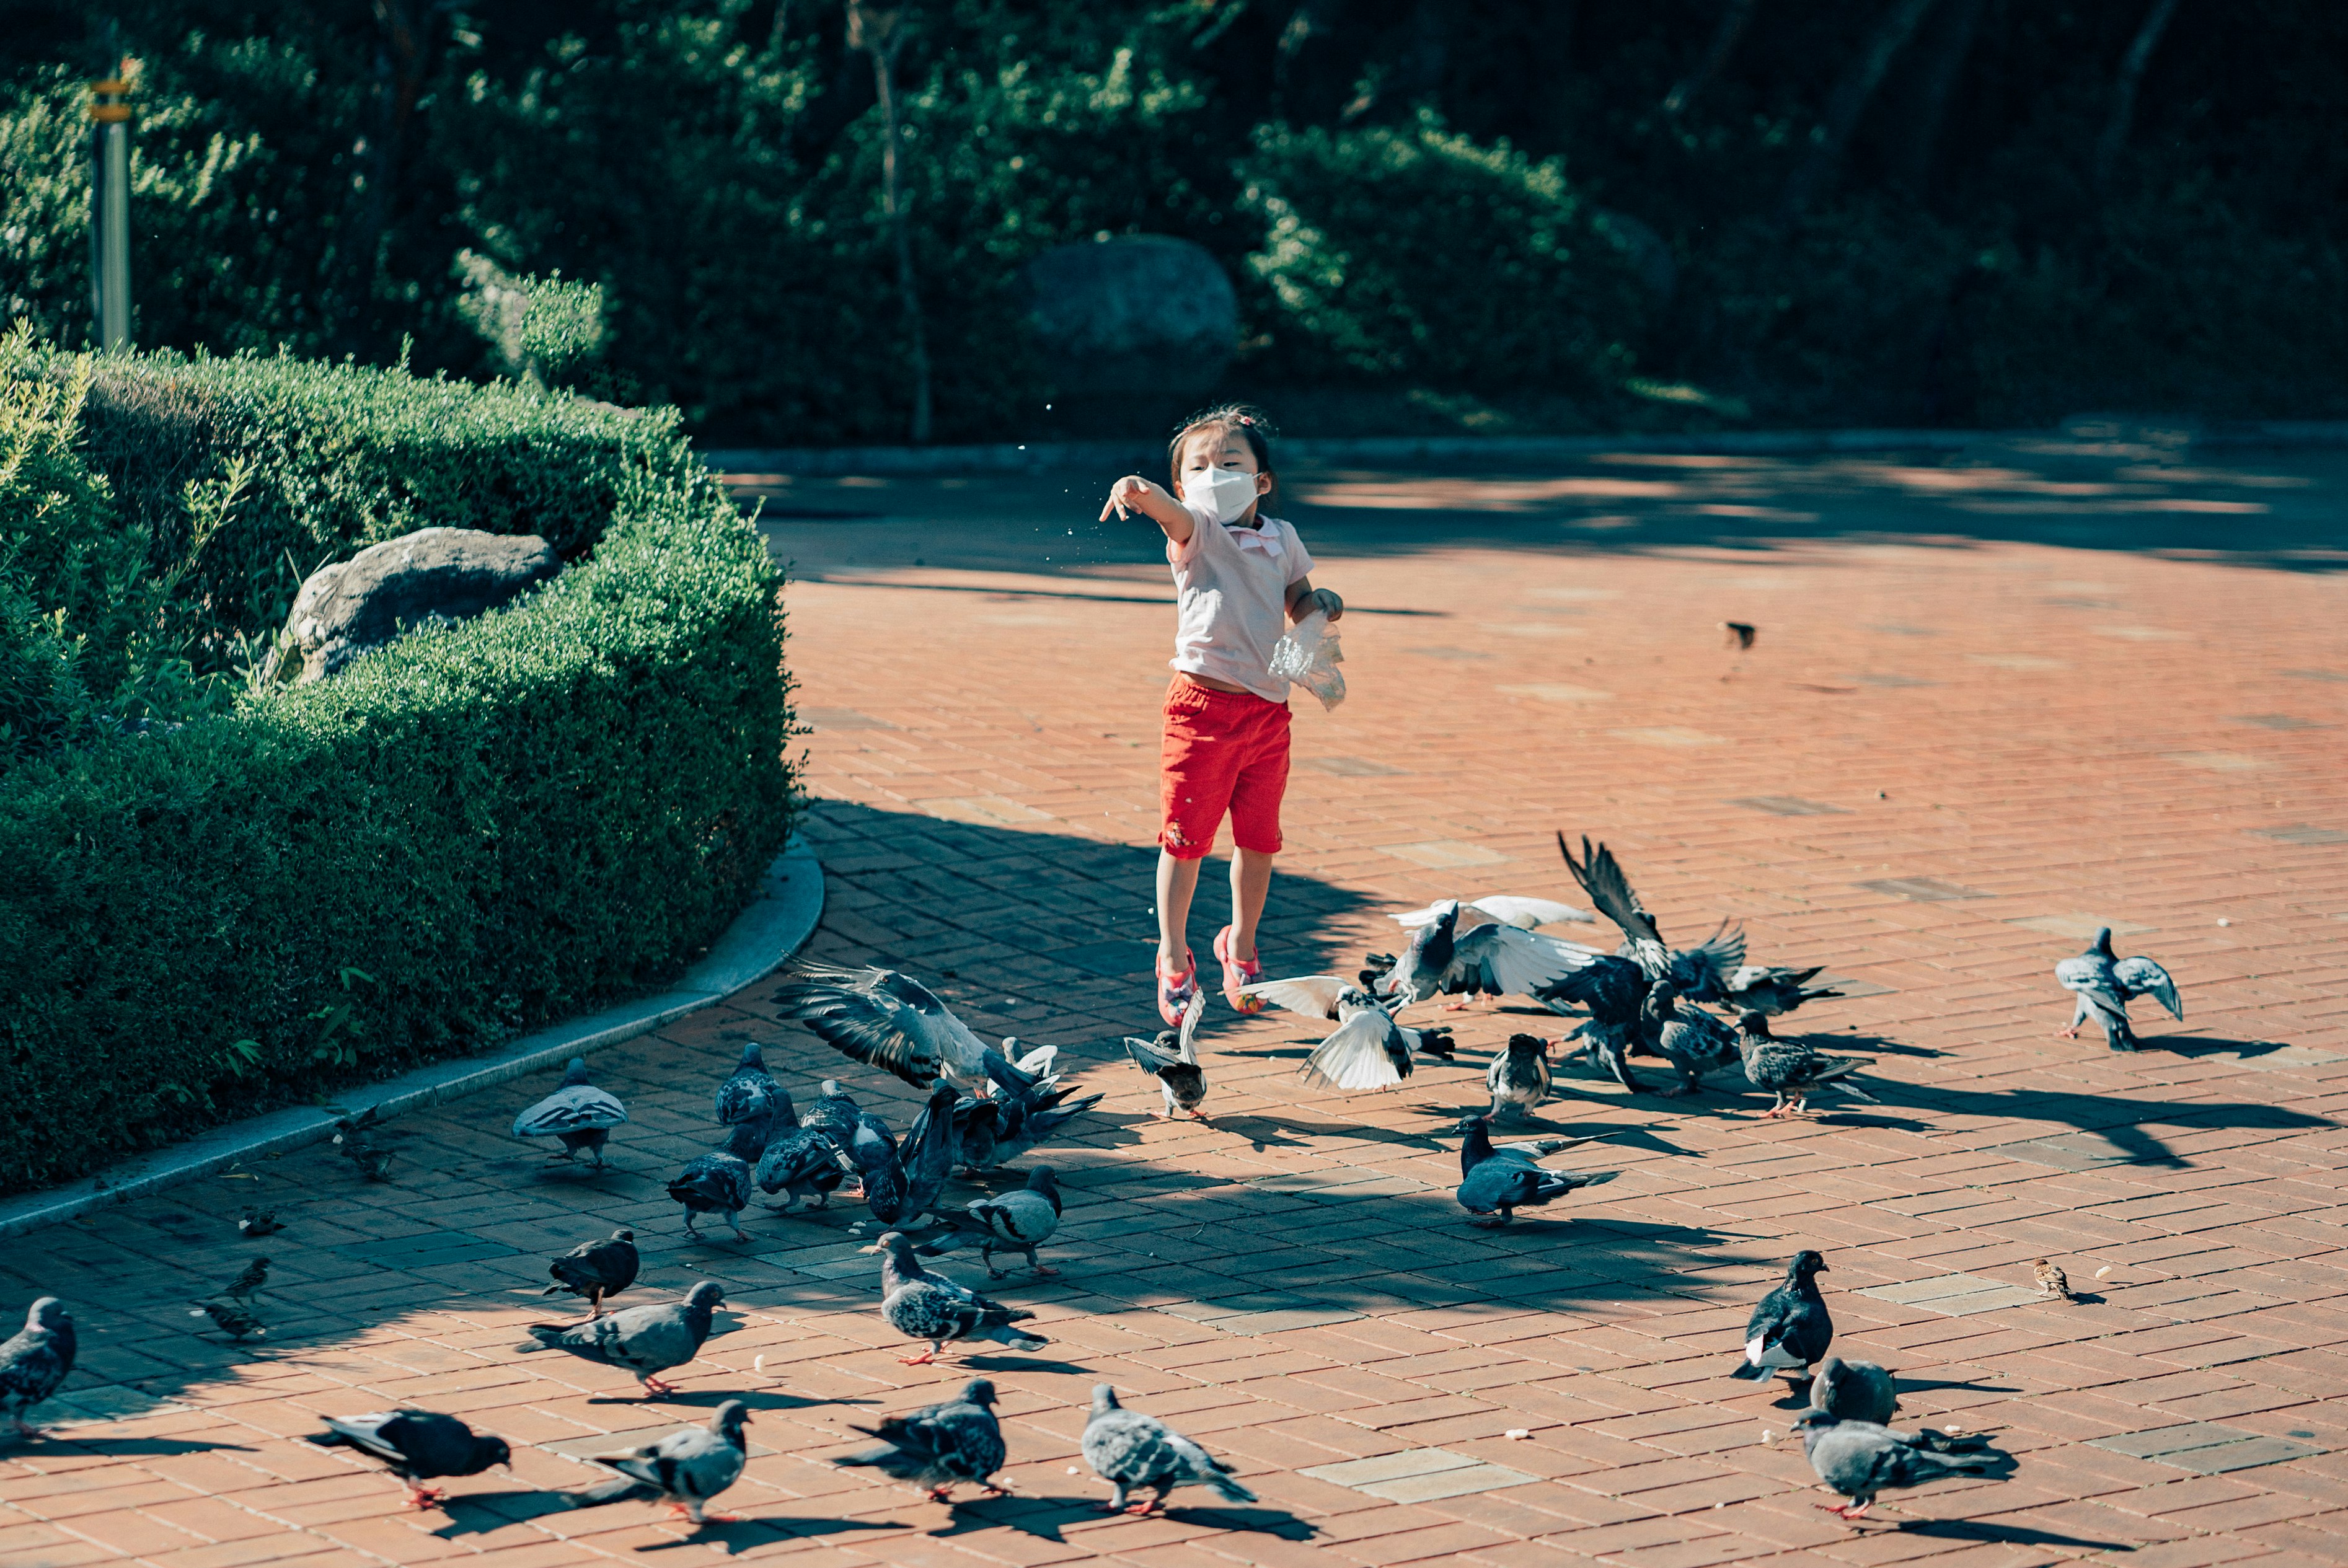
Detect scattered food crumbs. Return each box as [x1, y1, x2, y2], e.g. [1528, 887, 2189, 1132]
[2218, 918, 2232, 926]
[1505, 1429, 1531, 1440]
[2096, 1266, 2113, 1277]
[1760, 1429, 1773, 1443]
[1066, 1466, 1080, 1475]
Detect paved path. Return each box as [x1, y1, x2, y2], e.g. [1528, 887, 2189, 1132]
[5, 435, 2348, 1568]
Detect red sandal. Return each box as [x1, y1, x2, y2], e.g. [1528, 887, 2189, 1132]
[1216, 927, 1266, 1012]
[1156, 949, 1199, 1028]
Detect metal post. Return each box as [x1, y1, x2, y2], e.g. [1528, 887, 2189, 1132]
[89, 64, 134, 351]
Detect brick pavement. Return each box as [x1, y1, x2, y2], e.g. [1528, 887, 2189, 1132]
[4, 436, 2347, 1567]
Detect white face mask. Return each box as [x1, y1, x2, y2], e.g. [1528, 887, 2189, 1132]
[1186, 465, 1261, 525]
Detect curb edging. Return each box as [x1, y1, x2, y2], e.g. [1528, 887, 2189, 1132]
[0, 837, 826, 1240]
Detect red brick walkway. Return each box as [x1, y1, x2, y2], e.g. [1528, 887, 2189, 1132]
[5, 438, 2347, 1567]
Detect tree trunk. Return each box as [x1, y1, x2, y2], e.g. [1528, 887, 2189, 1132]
[1664, 0, 1759, 118]
[1887, 0, 1985, 192]
[849, 2, 932, 444]
[2094, 0, 2182, 193]
[1778, 0, 1941, 221]
[340, 0, 446, 355]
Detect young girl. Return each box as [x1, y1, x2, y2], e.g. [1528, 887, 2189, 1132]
[1100, 407, 1343, 1026]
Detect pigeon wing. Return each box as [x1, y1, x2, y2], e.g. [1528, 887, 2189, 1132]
[774, 966, 948, 1088]
[1298, 1010, 1409, 1092]
[1558, 834, 1666, 947]
[512, 1084, 628, 1139]
[2114, 956, 2182, 1019]
[1449, 924, 1599, 997]
[1468, 896, 1592, 928]
[1175, 985, 1206, 1064]
[1240, 974, 1349, 1021]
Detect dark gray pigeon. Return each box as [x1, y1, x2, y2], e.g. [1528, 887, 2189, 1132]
[666, 1110, 774, 1240]
[544, 1230, 639, 1319]
[1809, 1356, 1897, 1424]
[862, 1231, 1046, 1363]
[517, 1281, 725, 1396]
[988, 1085, 1103, 1167]
[950, 1096, 1002, 1176]
[1735, 1015, 1878, 1117]
[1723, 965, 1842, 1017]
[714, 1041, 790, 1127]
[756, 1122, 856, 1214]
[1649, 982, 1742, 1096]
[896, 1082, 963, 1218]
[1125, 988, 1209, 1119]
[1533, 951, 1649, 1092]
[1558, 834, 1747, 998]
[1792, 1409, 2011, 1521]
[309, 1409, 510, 1509]
[573, 1399, 751, 1523]
[916, 1167, 1064, 1277]
[0, 1298, 76, 1438]
[774, 964, 1005, 1092]
[804, 1080, 863, 1145]
[192, 1300, 266, 1342]
[1732, 1250, 1832, 1386]
[834, 1378, 1008, 1501]
[511, 1057, 628, 1169]
[1453, 1114, 1614, 1224]
[844, 1115, 914, 1224]
[1486, 1034, 1553, 1120]
[2055, 927, 2181, 1051]
[1081, 1385, 1256, 1516]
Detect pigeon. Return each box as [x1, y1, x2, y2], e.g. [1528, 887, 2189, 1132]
[986, 1083, 1102, 1168]
[573, 1399, 751, 1523]
[511, 1056, 629, 1169]
[713, 1041, 791, 1128]
[844, 1115, 915, 1225]
[2055, 927, 2181, 1051]
[1558, 834, 1748, 998]
[1486, 1034, 1553, 1120]
[309, 1409, 511, 1508]
[544, 1230, 640, 1319]
[1722, 965, 1843, 1017]
[1453, 1114, 1615, 1224]
[1240, 975, 1453, 1093]
[192, 1300, 267, 1342]
[516, 1281, 726, 1396]
[1126, 988, 1210, 1120]
[1809, 1356, 1899, 1425]
[834, 1378, 1009, 1501]
[1374, 900, 1600, 1009]
[1734, 1015, 1878, 1117]
[332, 1109, 393, 1181]
[1081, 1385, 1256, 1515]
[803, 1080, 864, 1146]
[1791, 1409, 2011, 1520]
[1648, 982, 1742, 1096]
[1533, 951, 1652, 1091]
[1390, 896, 1593, 932]
[237, 1209, 281, 1238]
[755, 1121, 857, 1213]
[0, 1298, 76, 1437]
[2034, 1259, 2073, 1300]
[862, 1231, 1047, 1363]
[949, 1097, 1003, 1176]
[774, 964, 1030, 1092]
[916, 1167, 1064, 1277]
[213, 1257, 269, 1304]
[666, 1109, 775, 1240]
[1732, 1249, 1832, 1386]
[897, 1081, 964, 1217]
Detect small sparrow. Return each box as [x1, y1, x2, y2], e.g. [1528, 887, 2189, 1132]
[239, 1209, 282, 1238]
[2032, 1259, 2072, 1300]
[192, 1300, 267, 1341]
[216, 1257, 269, 1303]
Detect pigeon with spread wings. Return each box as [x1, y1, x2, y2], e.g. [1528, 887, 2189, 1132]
[2055, 927, 2181, 1051]
[1558, 834, 1750, 998]
[1243, 975, 1454, 1093]
[774, 965, 1036, 1093]
[1375, 899, 1600, 1010]
[1124, 989, 1210, 1119]
[1390, 895, 1593, 932]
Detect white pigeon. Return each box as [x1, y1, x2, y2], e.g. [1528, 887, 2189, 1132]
[1379, 899, 1602, 1008]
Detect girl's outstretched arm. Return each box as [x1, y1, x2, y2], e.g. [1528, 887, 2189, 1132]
[1102, 475, 1194, 544]
[1287, 577, 1343, 622]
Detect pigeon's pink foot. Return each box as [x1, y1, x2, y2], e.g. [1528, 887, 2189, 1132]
[1188, 1111, 1211, 1122]
[927, 1486, 955, 1503]
[405, 1486, 446, 1509]
[1814, 1502, 1871, 1520]
[1097, 1500, 1126, 1513]
[1125, 1500, 1163, 1517]
[899, 1350, 938, 1365]
[1441, 1000, 1473, 1013]
[1032, 1265, 1061, 1277]
[2055, 1026, 2080, 1039]
[640, 1375, 678, 1396]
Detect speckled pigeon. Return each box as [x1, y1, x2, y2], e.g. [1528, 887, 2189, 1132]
[0, 1298, 76, 1438]
[755, 1119, 856, 1214]
[1732, 1250, 1832, 1386]
[804, 1080, 863, 1145]
[834, 1378, 1008, 1501]
[2055, 927, 2181, 1050]
[666, 1109, 775, 1240]
[1126, 988, 1210, 1119]
[1735, 1015, 1878, 1116]
[573, 1399, 752, 1523]
[1486, 1034, 1553, 1120]
[1081, 1385, 1256, 1516]
[1723, 966, 1842, 1016]
[518, 1281, 726, 1396]
[1648, 982, 1742, 1096]
[1453, 1114, 1614, 1224]
[309, 1410, 510, 1508]
[1791, 1409, 2011, 1521]
[544, 1230, 639, 1319]
[862, 1231, 1046, 1363]
[511, 1057, 629, 1169]
[916, 1166, 1064, 1277]
[713, 1041, 790, 1127]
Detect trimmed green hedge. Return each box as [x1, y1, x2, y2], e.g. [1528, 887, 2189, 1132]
[0, 353, 796, 1195]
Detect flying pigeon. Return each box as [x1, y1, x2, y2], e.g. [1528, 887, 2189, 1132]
[511, 1057, 629, 1169]
[2055, 927, 2180, 1050]
[1081, 1385, 1257, 1515]
[1648, 982, 1742, 1096]
[755, 1119, 857, 1213]
[1125, 988, 1210, 1120]
[1558, 834, 1749, 998]
[237, 1209, 281, 1238]
[1390, 896, 1593, 932]
[1241, 975, 1453, 1093]
[774, 964, 1030, 1093]
[1374, 900, 1601, 1010]
[834, 1378, 1009, 1501]
[1791, 1409, 2011, 1520]
[862, 1231, 1046, 1363]
[1734, 1015, 1878, 1117]
[713, 1041, 791, 1128]
[192, 1300, 267, 1342]
[1809, 1356, 1898, 1425]
[1453, 1114, 1615, 1224]
[573, 1399, 752, 1523]
[1732, 1249, 1832, 1386]
[516, 1281, 726, 1396]
[916, 1167, 1064, 1277]
[0, 1298, 76, 1438]
[666, 1109, 776, 1240]
[1486, 1034, 1553, 1120]
[1721, 965, 1843, 1017]
[544, 1230, 640, 1319]
[308, 1410, 511, 1509]
[213, 1257, 269, 1305]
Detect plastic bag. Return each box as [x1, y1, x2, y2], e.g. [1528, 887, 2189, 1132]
[1269, 609, 1347, 710]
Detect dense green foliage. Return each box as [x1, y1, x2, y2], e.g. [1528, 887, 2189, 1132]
[0, 343, 796, 1193]
[1, 0, 2341, 436]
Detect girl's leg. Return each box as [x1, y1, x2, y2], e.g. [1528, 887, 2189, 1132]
[1157, 851, 1202, 969]
[1227, 849, 1274, 964]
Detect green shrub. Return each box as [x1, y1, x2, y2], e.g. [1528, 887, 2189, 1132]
[0, 346, 796, 1195]
[1236, 113, 1646, 398]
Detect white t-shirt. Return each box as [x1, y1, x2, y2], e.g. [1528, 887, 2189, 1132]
[1166, 503, 1316, 702]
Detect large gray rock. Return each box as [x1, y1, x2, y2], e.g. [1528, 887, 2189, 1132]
[270, 527, 560, 683]
[1023, 236, 1237, 397]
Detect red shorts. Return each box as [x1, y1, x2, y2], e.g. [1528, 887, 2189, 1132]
[1159, 676, 1291, 860]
